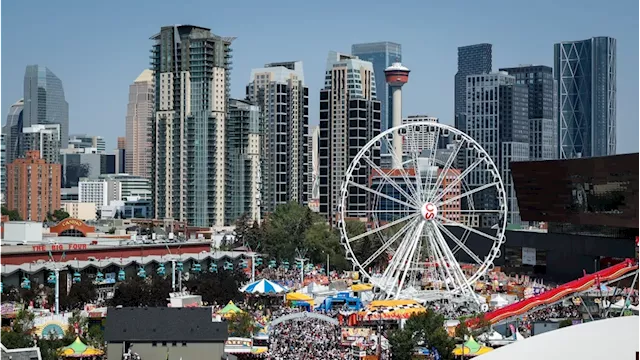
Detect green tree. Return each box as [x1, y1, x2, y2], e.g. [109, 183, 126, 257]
[1, 330, 34, 349]
[2, 206, 22, 221]
[303, 222, 347, 271]
[228, 311, 255, 337]
[261, 202, 314, 261]
[46, 209, 70, 223]
[87, 324, 104, 349]
[388, 311, 455, 360]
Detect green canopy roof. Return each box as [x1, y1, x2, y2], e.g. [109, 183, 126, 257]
[462, 336, 481, 353]
[218, 301, 243, 315]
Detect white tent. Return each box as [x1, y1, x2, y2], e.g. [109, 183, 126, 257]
[300, 282, 329, 295]
[490, 294, 510, 308]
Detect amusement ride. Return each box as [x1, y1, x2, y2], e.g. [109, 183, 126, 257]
[339, 121, 508, 309]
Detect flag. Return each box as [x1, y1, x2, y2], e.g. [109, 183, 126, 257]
[48, 251, 53, 259]
[61, 252, 66, 260]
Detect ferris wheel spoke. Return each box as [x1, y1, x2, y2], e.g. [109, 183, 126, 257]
[347, 213, 418, 243]
[429, 139, 465, 201]
[348, 180, 419, 211]
[421, 126, 441, 196]
[435, 215, 500, 242]
[430, 157, 484, 204]
[381, 136, 420, 199]
[361, 155, 420, 206]
[405, 132, 424, 199]
[360, 217, 420, 269]
[425, 224, 465, 294]
[450, 229, 471, 255]
[396, 222, 425, 297]
[429, 222, 475, 296]
[380, 220, 423, 295]
[434, 221, 483, 265]
[436, 181, 500, 208]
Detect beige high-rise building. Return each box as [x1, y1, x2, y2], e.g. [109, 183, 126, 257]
[151, 25, 233, 227]
[125, 70, 154, 178]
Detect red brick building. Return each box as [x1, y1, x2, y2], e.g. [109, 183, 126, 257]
[6, 150, 61, 222]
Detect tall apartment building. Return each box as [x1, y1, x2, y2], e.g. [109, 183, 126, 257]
[500, 65, 558, 160]
[454, 44, 492, 132]
[225, 99, 262, 224]
[23, 65, 69, 148]
[307, 126, 320, 211]
[3, 99, 24, 165]
[69, 134, 106, 153]
[465, 72, 529, 226]
[150, 25, 234, 226]
[125, 69, 154, 178]
[247, 61, 308, 213]
[554, 37, 616, 158]
[319, 52, 381, 222]
[351, 42, 402, 147]
[22, 124, 61, 164]
[1, 133, 5, 203]
[6, 150, 61, 222]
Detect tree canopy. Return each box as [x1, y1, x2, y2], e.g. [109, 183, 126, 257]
[387, 311, 456, 360]
[2, 206, 22, 221]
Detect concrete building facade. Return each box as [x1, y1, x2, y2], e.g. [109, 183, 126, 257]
[125, 69, 154, 178]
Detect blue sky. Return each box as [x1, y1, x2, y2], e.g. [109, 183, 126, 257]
[2, 0, 638, 154]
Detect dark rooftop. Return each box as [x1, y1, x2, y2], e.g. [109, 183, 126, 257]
[104, 307, 228, 343]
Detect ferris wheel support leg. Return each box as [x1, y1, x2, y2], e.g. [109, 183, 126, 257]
[431, 222, 476, 300]
[426, 225, 460, 294]
[380, 223, 420, 297]
[396, 222, 425, 298]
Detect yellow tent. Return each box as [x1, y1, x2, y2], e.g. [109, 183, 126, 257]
[351, 283, 373, 292]
[286, 292, 314, 306]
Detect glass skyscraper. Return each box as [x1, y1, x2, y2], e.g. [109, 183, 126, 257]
[500, 65, 558, 160]
[225, 99, 262, 225]
[454, 44, 492, 132]
[554, 37, 616, 159]
[23, 65, 69, 148]
[3, 99, 24, 165]
[351, 42, 401, 144]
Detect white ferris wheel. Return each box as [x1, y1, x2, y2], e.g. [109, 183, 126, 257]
[338, 122, 507, 304]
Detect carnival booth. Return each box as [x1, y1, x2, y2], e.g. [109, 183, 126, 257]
[359, 300, 426, 322]
[286, 292, 315, 310]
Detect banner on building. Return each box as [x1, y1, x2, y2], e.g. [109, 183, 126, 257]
[522, 247, 536, 266]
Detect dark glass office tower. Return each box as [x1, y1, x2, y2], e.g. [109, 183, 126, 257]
[454, 44, 492, 132]
[554, 37, 616, 159]
[500, 65, 558, 160]
[352, 42, 401, 145]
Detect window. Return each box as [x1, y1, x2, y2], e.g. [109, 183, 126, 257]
[152, 342, 157, 347]
[182, 342, 187, 347]
[162, 342, 167, 346]
[172, 342, 177, 347]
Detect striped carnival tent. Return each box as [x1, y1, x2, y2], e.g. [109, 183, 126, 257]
[240, 279, 289, 294]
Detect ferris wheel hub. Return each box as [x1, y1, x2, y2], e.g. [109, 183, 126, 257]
[420, 202, 438, 221]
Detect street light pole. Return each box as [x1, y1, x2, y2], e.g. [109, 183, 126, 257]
[171, 260, 176, 291]
[251, 253, 256, 283]
[54, 268, 60, 315]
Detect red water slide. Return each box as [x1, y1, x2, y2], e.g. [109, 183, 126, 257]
[482, 259, 638, 324]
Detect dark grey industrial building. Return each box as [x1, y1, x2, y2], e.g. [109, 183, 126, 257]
[105, 307, 228, 360]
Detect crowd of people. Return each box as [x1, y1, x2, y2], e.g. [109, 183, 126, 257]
[264, 318, 350, 360]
